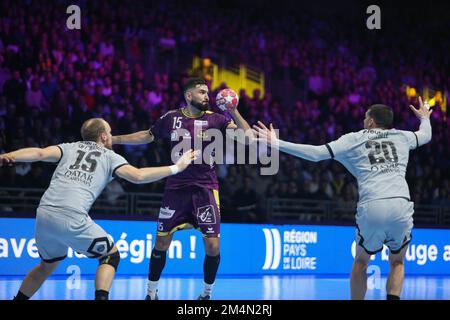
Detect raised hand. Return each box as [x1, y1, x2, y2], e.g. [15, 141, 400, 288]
[410, 96, 433, 119]
[252, 121, 279, 146]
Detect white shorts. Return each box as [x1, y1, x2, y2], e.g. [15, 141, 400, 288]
[355, 198, 414, 254]
[35, 206, 114, 262]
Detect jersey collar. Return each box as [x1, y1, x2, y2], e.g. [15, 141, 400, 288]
[181, 107, 205, 118]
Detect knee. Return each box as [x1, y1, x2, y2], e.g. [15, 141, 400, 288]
[204, 243, 220, 256]
[99, 249, 121, 271]
[39, 266, 54, 277]
[353, 258, 369, 271]
[155, 236, 171, 251]
[389, 259, 404, 268]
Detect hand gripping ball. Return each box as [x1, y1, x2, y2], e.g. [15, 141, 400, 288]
[216, 88, 239, 112]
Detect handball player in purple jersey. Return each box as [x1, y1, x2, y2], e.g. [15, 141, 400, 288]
[113, 78, 254, 299]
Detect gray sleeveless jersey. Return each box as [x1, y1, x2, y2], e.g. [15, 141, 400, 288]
[39, 141, 128, 215]
[327, 128, 423, 205]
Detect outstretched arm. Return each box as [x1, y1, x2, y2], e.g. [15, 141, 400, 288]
[115, 149, 197, 184]
[410, 96, 432, 146]
[0, 146, 61, 166]
[253, 122, 331, 162]
[112, 130, 154, 145]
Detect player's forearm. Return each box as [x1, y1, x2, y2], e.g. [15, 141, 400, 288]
[134, 166, 178, 184]
[228, 109, 255, 143]
[277, 140, 331, 162]
[229, 109, 251, 131]
[5, 148, 45, 162]
[416, 117, 432, 146]
[112, 130, 153, 145]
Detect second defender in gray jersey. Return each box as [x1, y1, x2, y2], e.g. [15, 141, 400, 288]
[326, 125, 428, 205]
[253, 98, 432, 300]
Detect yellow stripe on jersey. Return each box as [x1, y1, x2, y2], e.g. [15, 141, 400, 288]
[157, 223, 194, 236]
[213, 189, 220, 208]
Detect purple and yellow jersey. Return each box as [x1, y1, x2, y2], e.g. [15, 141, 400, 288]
[149, 108, 233, 190]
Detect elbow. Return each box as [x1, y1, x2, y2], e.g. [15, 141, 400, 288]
[421, 131, 432, 146]
[129, 170, 145, 184]
[134, 173, 145, 184]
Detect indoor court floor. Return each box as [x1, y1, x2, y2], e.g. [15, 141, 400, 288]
[1, 274, 449, 300]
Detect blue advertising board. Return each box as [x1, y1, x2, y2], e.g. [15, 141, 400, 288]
[0, 218, 449, 276]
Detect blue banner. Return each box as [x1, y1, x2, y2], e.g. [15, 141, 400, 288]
[0, 218, 449, 276]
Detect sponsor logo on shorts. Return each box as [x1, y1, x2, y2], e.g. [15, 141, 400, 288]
[87, 237, 110, 257]
[159, 206, 176, 219]
[197, 205, 216, 225]
[206, 226, 215, 234]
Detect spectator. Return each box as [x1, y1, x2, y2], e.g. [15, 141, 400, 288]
[25, 78, 46, 111]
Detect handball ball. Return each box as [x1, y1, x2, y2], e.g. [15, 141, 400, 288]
[216, 88, 239, 111]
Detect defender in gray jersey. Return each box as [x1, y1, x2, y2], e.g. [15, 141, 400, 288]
[253, 97, 432, 300]
[0, 118, 196, 300]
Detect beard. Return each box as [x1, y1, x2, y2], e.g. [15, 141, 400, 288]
[191, 99, 209, 111]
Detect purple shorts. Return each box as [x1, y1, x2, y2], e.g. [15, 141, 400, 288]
[156, 187, 221, 238]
